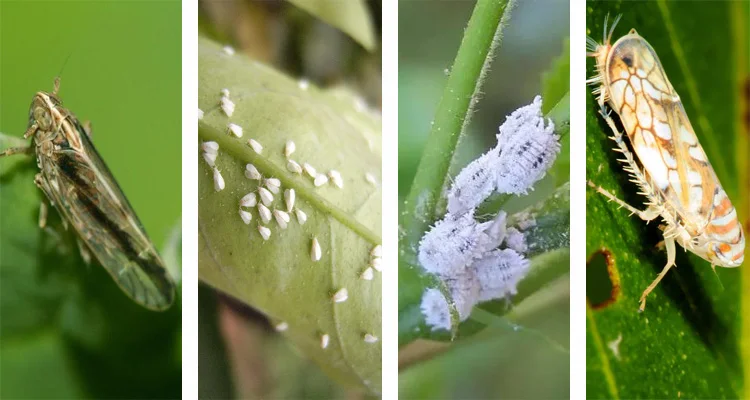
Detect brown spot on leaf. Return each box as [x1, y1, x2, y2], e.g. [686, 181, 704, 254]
[587, 248, 620, 309]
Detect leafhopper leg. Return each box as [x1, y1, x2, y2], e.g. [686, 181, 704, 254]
[0, 146, 32, 157]
[39, 202, 48, 229]
[587, 181, 660, 222]
[639, 236, 676, 312]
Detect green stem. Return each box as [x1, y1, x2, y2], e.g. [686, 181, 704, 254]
[399, 0, 514, 267]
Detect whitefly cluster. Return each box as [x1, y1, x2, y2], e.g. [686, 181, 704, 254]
[419, 96, 559, 331]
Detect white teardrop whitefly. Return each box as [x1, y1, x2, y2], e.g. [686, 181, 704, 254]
[258, 225, 271, 241]
[201, 141, 218, 154]
[320, 333, 330, 349]
[311, 237, 321, 261]
[313, 174, 328, 187]
[332, 288, 348, 303]
[248, 138, 263, 154]
[240, 192, 257, 207]
[363, 334, 378, 343]
[285, 140, 296, 158]
[287, 160, 302, 174]
[227, 123, 243, 138]
[273, 209, 290, 229]
[265, 178, 281, 194]
[303, 163, 317, 178]
[239, 209, 252, 225]
[328, 170, 343, 188]
[257, 203, 272, 224]
[284, 189, 295, 212]
[202, 152, 217, 168]
[212, 168, 225, 191]
[295, 209, 307, 224]
[361, 267, 374, 281]
[258, 187, 274, 206]
[245, 164, 261, 180]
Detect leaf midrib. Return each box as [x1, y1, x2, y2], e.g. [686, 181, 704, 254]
[198, 122, 380, 245]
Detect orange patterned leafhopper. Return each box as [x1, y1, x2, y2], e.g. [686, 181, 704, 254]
[587, 15, 745, 311]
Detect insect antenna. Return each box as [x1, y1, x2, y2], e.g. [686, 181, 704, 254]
[605, 14, 622, 45]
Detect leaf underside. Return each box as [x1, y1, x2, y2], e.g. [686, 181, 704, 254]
[198, 37, 382, 394]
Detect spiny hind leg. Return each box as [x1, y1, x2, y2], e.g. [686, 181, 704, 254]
[38, 202, 48, 229]
[0, 146, 31, 157]
[587, 180, 660, 222]
[639, 236, 676, 311]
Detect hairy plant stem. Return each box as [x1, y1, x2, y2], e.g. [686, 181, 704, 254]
[399, 0, 515, 261]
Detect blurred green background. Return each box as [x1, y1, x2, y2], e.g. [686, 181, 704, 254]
[398, 0, 570, 398]
[0, 1, 182, 398]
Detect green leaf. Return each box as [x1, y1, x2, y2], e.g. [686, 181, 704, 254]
[0, 139, 182, 397]
[197, 37, 381, 394]
[586, 1, 749, 398]
[288, 0, 376, 51]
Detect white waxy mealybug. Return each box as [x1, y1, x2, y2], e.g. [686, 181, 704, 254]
[220, 88, 230, 97]
[202, 141, 219, 154]
[303, 163, 317, 178]
[587, 15, 745, 311]
[247, 138, 263, 154]
[240, 192, 257, 207]
[258, 225, 271, 241]
[328, 170, 343, 188]
[257, 203, 272, 224]
[239, 209, 252, 225]
[227, 123, 243, 138]
[371, 257, 382, 272]
[220, 96, 235, 117]
[265, 178, 281, 194]
[284, 189, 295, 212]
[245, 164, 261, 180]
[313, 174, 328, 187]
[295, 209, 307, 224]
[311, 237, 322, 261]
[285, 140, 296, 158]
[222, 45, 235, 55]
[212, 167, 225, 191]
[202, 152, 217, 168]
[320, 333, 330, 349]
[447, 147, 500, 215]
[299, 79, 309, 90]
[420, 288, 451, 332]
[363, 334, 378, 343]
[275, 321, 288, 332]
[361, 267, 374, 280]
[287, 160, 302, 174]
[258, 187, 274, 206]
[198, 108, 204, 120]
[365, 172, 378, 186]
[273, 209, 290, 229]
[332, 288, 348, 303]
